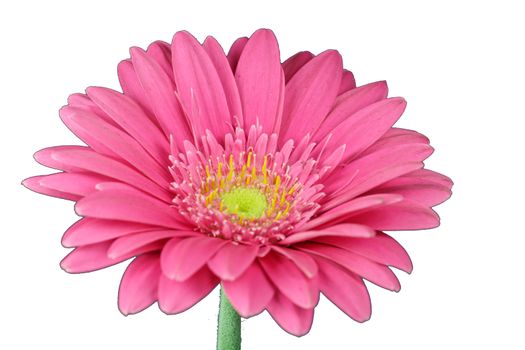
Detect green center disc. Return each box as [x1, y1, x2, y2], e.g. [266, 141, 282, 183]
[220, 187, 268, 219]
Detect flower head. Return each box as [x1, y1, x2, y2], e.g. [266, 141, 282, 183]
[23, 29, 452, 336]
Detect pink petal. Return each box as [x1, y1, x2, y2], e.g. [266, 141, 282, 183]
[271, 246, 318, 278]
[301, 194, 403, 231]
[86, 87, 169, 166]
[171, 31, 231, 140]
[158, 266, 219, 314]
[368, 175, 452, 207]
[60, 106, 170, 187]
[315, 256, 371, 322]
[361, 128, 430, 156]
[349, 199, 440, 230]
[328, 97, 407, 161]
[117, 59, 156, 118]
[330, 162, 424, 210]
[22, 175, 82, 201]
[67, 93, 119, 127]
[227, 37, 248, 71]
[279, 50, 343, 143]
[404, 168, 454, 189]
[24, 172, 106, 199]
[129, 47, 193, 147]
[34, 145, 88, 172]
[259, 251, 319, 309]
[338, 69, 356, 95]
[235, 29, 283, 133]
[203, 36, 244, 124]
[62, 218, 155, 248]
[145, 41, 173, 79]
[279, 223, 375, 245]
[75, 185, 188, 229]
[382, 127, 430, 139]
[266, 292, 314, 337]
[298, 243, 401, 291]
[161, 236, 228, 281]
[207, 242, 259, 281]
[35, 146, 170, 202]
[61, 241, 122, 273]
[22, 175, 79, 201]
[118, 253, 161, 315]
[316, 232, 413, 273]
[323, 142, 433, 209]
[314, 81, 388, 141]
[59, 106, 120, 158]
[282, 51, 314, 82]
[60, 240, 163, 273]
[109, 230, 196, 259]
[222, 262, 275, 318]
[317, 143, 347, 178]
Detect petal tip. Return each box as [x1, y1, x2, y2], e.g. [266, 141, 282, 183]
[59, 257, 72, 273]
[33, 148, 48, 164]
[73, 198, 87, 217]
[355, 314, 372, 323]
[203, 35, 216, 45]
[21, 177, 38, 190]
[160, 267, 183, 282]
[252, 28, 277, 38]
[315, 49, 343, 68]
[129, 46, 147, 60]
[395, 96, 408, 107]
[118, 304, 131, 316]
[172, 30, 198, 45]
[106, 251, 119, 260]
[61, 232, 74, 248]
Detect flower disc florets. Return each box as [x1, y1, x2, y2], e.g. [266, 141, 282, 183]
[170, 125, 326, 244]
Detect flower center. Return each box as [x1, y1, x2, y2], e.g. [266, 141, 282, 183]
[200, 151, 295, 224]
[169, 125, 327, 245]
[220, 187, 267, 219]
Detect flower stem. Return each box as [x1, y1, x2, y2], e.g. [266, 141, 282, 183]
[217, 287, 241, 350]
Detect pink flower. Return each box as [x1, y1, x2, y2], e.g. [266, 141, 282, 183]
[23, 29, 452, 336]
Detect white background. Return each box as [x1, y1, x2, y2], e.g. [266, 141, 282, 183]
[1, 0, 524, 349]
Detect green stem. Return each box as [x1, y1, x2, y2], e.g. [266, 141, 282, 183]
[217, 287, 241, 350]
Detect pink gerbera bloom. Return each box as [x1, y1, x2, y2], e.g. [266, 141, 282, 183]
[23, 29, 452, 337]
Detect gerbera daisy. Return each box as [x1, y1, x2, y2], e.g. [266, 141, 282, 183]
[23, 29, 452, 346]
